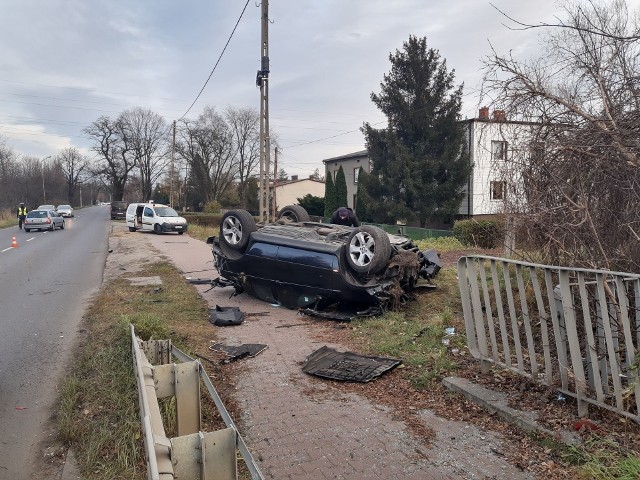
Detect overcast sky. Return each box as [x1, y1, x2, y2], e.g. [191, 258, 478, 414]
[0, 0, 592, 178]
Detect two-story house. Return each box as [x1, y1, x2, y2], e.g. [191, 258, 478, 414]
[459, 107, 539, 218]
[322, 150, 371, 210]
[321, 108, 537, 220]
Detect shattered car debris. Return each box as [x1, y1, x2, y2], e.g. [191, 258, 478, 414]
[302, 346, 401, 382]
[206, 206, 441, 312]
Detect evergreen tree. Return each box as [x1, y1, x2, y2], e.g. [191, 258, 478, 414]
[354, 167, 371, 222]
[297, 194, 324, 216]
[334, 166, 348, 208]
[362, 35, 470, 227]
[309, 168, 323, 181]
[323, 173, 336, 217]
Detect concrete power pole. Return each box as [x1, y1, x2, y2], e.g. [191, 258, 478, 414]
[272, 146, 278, 219]
[170, 120, 176, 208]
[257, 0, 271, 222]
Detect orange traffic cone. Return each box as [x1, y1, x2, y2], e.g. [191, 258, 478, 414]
[11, 236, 18, 248]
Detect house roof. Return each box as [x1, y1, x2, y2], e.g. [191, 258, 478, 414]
[273, 178, 325, 186]
[322, 149, 369, 163]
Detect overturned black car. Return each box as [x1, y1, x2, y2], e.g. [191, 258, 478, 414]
[206, 206, 441, 315]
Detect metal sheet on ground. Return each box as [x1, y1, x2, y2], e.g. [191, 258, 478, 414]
[302, 345, 401, 382]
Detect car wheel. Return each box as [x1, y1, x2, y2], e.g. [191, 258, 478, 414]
[25, 228, 30, 232]
[346, 225, 391, 274]
[220, 210, 256, 251]
[50, 223, 55, 231]
[277, 205, 310, 223]
[178, 231, 184, 235]
[129, 226, 137, 232]
[154, 224, 162, 234]
[60, 221, 65, 230]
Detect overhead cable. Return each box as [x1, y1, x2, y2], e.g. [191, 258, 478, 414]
[179, 0, 251, 120]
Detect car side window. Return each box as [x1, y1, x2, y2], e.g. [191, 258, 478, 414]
[143, 207, 154, 217]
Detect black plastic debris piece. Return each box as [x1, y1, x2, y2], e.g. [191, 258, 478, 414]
[301, 305, 383, 322]
[209, 343, 267, 362]
[302, 346, 401, 382]
[208, 305, 245, 326]
[185, 277, 213, 285]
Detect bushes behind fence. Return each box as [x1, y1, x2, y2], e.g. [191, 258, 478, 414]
[452, 219, 504, 248]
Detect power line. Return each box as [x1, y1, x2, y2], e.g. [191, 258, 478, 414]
[285, 120, 385, 148]
[179, 0, 251, 120]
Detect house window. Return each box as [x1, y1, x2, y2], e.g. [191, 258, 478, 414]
[490, 181, 507, 200]
[530, 142, 545, 162]
[491, 140, 507, 161]
[354, 167, 359, 184]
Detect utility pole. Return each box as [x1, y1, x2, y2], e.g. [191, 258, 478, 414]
[257, 0, 271, 222]
[272, 146, 278, 219]
[170, 120, 176, 208]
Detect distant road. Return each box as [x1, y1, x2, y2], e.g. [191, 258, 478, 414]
[0, 205, 110, 479]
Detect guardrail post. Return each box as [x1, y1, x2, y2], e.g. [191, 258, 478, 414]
[171, 429, 238, 480]
[174, 361, 201, 436]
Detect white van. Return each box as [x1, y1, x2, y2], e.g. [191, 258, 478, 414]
[126, 202, 188, 235]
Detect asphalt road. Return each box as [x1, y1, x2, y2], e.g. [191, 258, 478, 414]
[0, 205, 110, 479]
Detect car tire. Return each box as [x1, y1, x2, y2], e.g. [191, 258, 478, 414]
[129, 226, 137, 232]
[154, 224, 162, 234]
[178, 231, 184, 235]
[60, 221, 65, 230]
[345, 225, 391, 274]
[277, 205, 310, 223]
[50, 223, 55, 231]
[25, 228, 30, 232]
[220, 210, 256, 252]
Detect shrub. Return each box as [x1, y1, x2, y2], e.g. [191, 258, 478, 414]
[182, 212, 222, 227]
[452, 219, 504, 248]
[203, 201, 221, 214]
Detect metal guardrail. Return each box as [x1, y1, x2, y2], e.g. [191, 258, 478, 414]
[130, 325, 265, 480]
[457, 256, 640, 422]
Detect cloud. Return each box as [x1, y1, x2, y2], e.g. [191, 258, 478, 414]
[0, 0, 591, 177]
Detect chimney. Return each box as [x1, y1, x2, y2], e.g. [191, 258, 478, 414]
[493, 110, 506, 122]
[291, 174, 298, 181]
[479, 106, 489, 119]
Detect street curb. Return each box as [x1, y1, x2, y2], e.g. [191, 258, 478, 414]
[61, 448, 81, 480]
[442, 376, 581, 445]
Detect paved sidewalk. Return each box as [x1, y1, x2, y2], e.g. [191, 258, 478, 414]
[128, 227, 535, 480]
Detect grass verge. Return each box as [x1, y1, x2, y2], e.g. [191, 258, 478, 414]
[57, 260, 210, 479]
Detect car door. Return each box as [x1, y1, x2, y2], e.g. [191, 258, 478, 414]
[142, 206, 155, 231]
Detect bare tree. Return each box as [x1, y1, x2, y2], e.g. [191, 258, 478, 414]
[225, 106, 260, 208]
[118, 108, 169, 201]
[0, 137, 19, 209]
[84, 116, 137, 201]
[56, 147, 88, 205]
[176, 107, 237, 206]
[481, 0, 640, 271]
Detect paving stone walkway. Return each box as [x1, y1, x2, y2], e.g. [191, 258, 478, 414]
[131, 227, 535, 480]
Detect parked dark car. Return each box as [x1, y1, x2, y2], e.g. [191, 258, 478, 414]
[24, 209, 65, 232]
[206, 206, 440, 314]
[111, 201, 128, 220]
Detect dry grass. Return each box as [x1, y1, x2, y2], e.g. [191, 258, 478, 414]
[0, 208, 18, 228]
[56, 260, 233, 479]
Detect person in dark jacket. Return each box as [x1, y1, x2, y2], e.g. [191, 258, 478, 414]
[17, 202, 28, 229]
[330, 207, 360, 227]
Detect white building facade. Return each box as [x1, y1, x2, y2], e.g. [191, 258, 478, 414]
[320, 109, 538, 220]
[459, 108, 539, 217]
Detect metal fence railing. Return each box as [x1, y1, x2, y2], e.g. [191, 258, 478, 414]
[316, 217, 451, 240]
[457, 256, 640, 423]
[130, 325, 265, 480]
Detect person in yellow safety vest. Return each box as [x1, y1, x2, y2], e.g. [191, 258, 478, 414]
[17, 202, 28, 229]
